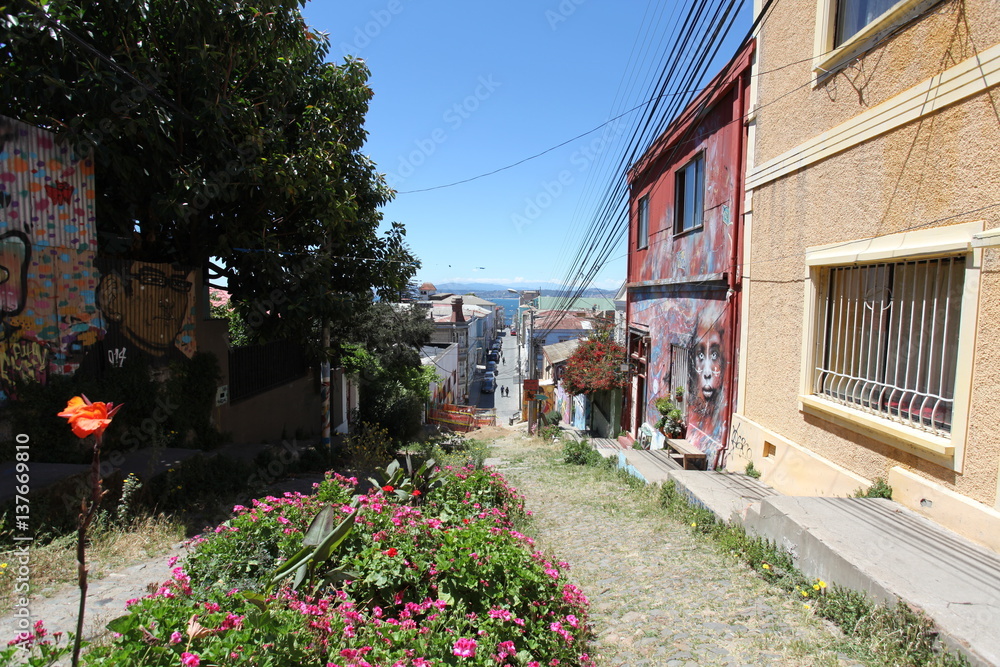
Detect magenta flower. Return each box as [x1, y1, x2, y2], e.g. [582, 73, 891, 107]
[180, 652, 201, 666]
[169, 631, 183, 644]
[452, 637, 477, 657]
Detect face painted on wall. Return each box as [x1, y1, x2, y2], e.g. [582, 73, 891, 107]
[98, 260, 194, 357]
[691, 310, 725, 404]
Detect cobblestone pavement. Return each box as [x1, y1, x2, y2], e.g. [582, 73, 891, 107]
[489, 431, 863, 667]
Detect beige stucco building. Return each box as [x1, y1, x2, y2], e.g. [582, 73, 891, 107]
[731, 0, 1000, 549]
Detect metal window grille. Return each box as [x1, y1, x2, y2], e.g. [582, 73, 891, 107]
[670, 344, 689, 413]
[814, 256, 964, 437]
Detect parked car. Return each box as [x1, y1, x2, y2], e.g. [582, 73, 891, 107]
[482, 377, 496, 394]
[486, 361, 497, 374]
[510, 328, 516, 336]
[487, 351, 499, 363]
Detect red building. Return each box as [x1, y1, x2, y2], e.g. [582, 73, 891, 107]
[624, 41, 754, 468]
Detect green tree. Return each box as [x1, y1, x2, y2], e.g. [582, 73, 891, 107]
[0, 0, 416, 355]
[341, 303, 435, 440]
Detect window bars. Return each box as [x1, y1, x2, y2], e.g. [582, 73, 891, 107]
[814, 256, 964, 437]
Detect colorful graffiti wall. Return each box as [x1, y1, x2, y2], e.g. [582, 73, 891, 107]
[0, 116, 196, 404]
[629, 289, 732, 467]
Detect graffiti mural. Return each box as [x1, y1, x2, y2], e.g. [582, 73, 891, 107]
[624, 53, 751, 467]
[87, 259, 197, 370]
[555, 380, 573, 424]
[0, 115, 197, 404]
[0, 116, 101, 402]
[630, 292, 732, 467]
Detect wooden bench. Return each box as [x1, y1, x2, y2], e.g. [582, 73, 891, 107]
[665, 437, 706, 470]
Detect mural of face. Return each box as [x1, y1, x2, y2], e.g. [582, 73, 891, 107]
[691, 310, 725, 405]
[98, 261, 194, 357]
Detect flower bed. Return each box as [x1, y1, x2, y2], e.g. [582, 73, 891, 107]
[51, 465, 594, 666]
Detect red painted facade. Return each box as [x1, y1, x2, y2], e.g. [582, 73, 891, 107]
[624, 41, 754, 468]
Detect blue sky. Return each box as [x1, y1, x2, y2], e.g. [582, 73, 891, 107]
[302, 1, 751, 291]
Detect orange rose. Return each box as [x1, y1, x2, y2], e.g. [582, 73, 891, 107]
[57, 395, 122, 439]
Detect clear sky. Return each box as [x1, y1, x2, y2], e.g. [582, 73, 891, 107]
[301, 1, 751, 291]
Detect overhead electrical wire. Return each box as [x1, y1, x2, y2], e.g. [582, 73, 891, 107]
[538, 0, 752, 338]
[537, 0, 784, 342]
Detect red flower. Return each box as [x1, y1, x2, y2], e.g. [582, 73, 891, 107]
[384, 547, 398, 557]
[412, 489, 422, 496]
[57, 395, 122, 439]
[382, 485, 394, 493]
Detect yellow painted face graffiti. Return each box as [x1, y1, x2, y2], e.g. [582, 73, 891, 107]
[118, 261, 193, 355]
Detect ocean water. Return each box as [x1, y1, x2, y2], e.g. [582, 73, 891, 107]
[492, 297, 520, 326]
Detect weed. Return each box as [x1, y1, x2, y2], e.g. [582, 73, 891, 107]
[562, 438, 601, 466]
[745, 460, 761, 479]
[854, 477, 893, 499]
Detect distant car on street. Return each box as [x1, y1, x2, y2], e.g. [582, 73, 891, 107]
[482, 377, 496, 393]
[510, 329, 516, 335]
[486, 361, 497, 375]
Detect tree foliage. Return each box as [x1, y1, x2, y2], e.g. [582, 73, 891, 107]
[561, 336, 627, 396]
[0, 0, 417, 354]
[340, 303, 435, 440]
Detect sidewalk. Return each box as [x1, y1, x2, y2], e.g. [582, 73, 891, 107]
[593, 435, 1000, 667]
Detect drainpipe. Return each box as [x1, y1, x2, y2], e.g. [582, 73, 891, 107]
[718, 63, 750, 470]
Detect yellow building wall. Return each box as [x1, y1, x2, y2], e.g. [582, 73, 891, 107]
[737, 0, 1000, 528]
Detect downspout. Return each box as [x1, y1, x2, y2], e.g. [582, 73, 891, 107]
[717, 63, 750, 471]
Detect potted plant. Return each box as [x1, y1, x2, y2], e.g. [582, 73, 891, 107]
[653, 395, 686, 438]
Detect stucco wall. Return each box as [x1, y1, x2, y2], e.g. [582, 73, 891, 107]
[743, 0, 1000, 507]
[753, 0, 1000, 164]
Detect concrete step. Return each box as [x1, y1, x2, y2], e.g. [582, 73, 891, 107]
[621, 449, 680, 483]
[744, 496, 1000, 667]
[666, 470, 778, 525]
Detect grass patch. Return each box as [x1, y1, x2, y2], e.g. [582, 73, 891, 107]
[0, 513, 184, 609]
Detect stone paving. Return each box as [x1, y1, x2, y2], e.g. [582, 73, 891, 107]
[490, 432, 863, 667]
[3, 432, 865, 666]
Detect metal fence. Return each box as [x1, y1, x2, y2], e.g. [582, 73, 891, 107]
[228, 340, 310, 403]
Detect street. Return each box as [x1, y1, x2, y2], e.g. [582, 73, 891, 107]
[470, 329, 522, 425]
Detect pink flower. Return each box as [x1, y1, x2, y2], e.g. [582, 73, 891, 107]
[169, 631, 183, 644]
[452, 637, 477, 658]
[180, 652, 201, 666]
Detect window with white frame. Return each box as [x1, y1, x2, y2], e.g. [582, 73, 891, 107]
[814, 256, 963, 437]
[834, 0, 897, 47]
[813, 0, 941, 81]
[674, 153, 704, 234]
[637, 195, 649, 249]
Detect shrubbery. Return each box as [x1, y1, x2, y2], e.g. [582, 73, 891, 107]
[562, 439, 602, 466]
[11, 464, 596, 666]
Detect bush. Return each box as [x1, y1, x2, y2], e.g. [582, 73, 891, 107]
[563, 438, 601, 466]
[539, 423, 562, 440]
[854, 477, 893, 499]
[79, 464, 595, 666]
[339, 421, 397, 471]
